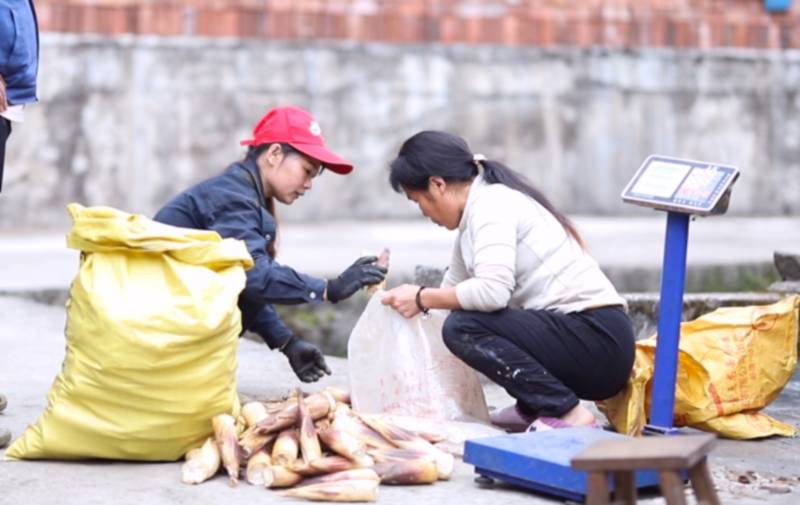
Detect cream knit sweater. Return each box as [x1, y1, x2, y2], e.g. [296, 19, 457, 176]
[442, 175, 626, 314]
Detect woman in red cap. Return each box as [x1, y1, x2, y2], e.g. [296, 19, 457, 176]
[381, 131, 634, 431]
[155, 106, 386, 383]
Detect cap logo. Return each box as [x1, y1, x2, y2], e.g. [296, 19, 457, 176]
[309, 121, 322, 136]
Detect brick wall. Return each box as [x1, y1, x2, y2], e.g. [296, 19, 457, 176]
[36, 0, 800, 49]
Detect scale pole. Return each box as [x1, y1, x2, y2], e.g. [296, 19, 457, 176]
[649, 211, 690, 429]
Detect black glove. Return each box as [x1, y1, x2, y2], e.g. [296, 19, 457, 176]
[326, 256, 388, 303]
[281, 337, 332, 383]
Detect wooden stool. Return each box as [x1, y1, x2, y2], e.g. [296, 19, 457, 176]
[571, 433, 720, 505]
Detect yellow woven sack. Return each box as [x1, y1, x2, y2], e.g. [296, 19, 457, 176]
[6, 204, 253, 460]
[599, 295, 799, 439]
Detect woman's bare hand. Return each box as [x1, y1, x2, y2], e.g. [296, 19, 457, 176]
[381, 284, 422, 318]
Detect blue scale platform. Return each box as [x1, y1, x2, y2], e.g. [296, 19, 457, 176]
[463, 427, 661, 502]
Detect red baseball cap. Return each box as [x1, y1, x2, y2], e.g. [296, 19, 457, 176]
[240, 106, 353, 174]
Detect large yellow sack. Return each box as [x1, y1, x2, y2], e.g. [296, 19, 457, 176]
[6, 204, 253, 460]
[599, 295, 799, 439]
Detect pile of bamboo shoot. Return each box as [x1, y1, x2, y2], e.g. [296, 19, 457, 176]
[181, 387, 454, 502]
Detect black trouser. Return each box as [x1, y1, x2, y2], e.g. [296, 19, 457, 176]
[0, 117, 11, 193]
[442, 305, 635, 418]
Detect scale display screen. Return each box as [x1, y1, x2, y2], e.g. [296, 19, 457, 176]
[622, 155, 739, 215]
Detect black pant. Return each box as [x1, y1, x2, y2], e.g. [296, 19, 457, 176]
[0, 117, 11, 193]
[442, 305, 635, 418]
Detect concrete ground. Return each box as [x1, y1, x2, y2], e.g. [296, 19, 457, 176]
[1, 294, 798, 505]
[0, 216, 799, 504]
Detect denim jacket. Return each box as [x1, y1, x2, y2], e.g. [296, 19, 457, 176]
[154, 158, 326, 349]
[0, 0, 38, 105]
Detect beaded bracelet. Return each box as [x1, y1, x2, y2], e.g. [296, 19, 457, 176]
[415, 286, 430, 315]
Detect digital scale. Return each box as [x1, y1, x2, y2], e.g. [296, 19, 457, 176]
[463, 155, 740, 501]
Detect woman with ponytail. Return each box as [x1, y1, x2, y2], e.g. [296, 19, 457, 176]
[381, 131, 634, 431]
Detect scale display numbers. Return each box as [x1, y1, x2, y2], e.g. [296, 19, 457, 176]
[622, 155, 739, 215]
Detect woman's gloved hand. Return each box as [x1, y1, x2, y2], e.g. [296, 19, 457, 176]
[326, 256, 387, 303]
[281, 337, 332, 383]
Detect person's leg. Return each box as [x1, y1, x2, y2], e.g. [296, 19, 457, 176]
[0, 117, 10, 443]
[0, 118, 10, 445]
[0, 117, 12, 193]
[442, 306, 634, 423]
[442, 308, 580, 419]
[568, 306, 636, 399]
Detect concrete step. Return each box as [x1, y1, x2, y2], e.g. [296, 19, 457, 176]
[1, 216, 798, 293]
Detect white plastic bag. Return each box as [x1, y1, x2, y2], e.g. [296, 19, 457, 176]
[348, 293, 490, 423]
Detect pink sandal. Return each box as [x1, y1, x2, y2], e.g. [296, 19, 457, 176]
[489, 404, 537, 433]
[527, 416, 603, 432]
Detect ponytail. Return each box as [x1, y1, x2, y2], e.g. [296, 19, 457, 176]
[390, 131, 585, 248]
[480, 160, 585, 248]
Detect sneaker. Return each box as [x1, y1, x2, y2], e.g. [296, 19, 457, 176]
[527, 416, 603, 432]
[489, 404, 537, 432]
